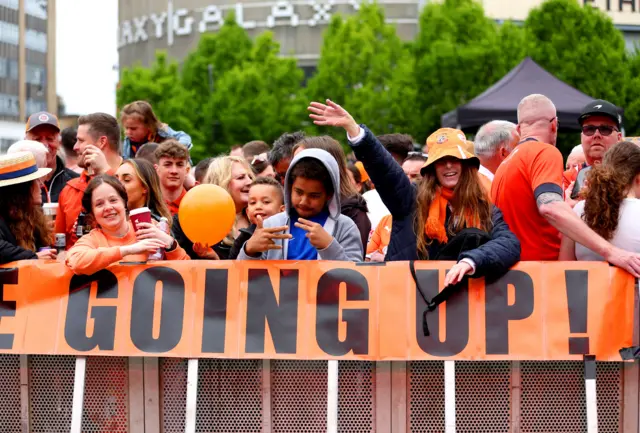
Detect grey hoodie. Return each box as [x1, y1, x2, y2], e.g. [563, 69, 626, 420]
[238, 148, 363, 262]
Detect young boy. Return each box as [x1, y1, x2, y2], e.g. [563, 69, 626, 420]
[238, 148, 363, 261]
[228, 176, 285, 259]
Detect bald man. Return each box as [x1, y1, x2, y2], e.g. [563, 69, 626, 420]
[492, 94, 640, 276]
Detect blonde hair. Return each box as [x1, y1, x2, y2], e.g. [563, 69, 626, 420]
[203, 155, 255, 245]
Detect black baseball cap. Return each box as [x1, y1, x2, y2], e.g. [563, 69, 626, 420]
[25, 111, 60, 133]
[578, 99, 622, 129]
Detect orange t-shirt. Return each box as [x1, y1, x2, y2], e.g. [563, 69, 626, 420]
[166, 188, 187, 216]
[491, 139, 564, 261]
[66, 221, 189, 275]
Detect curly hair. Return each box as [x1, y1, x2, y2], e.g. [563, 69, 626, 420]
[0, 181, 51, 251]
[414, 162, 493, 259]
[583, 141, 640, 240]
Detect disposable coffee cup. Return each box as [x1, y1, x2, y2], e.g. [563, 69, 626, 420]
[43, 203, 58, 224]
[130, 207, 152, 232]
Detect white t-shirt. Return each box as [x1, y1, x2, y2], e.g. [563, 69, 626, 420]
[573, 198, 640, 261]
[362, 189, 390, 235]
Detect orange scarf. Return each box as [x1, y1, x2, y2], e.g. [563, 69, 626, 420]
[424, 187, 480, 244]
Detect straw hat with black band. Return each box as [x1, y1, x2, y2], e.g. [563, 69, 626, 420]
[0, 152, 51, 188]
[420, 128, 479, 176]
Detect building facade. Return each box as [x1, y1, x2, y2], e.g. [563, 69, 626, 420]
[118, 0, 640, 71]
[0, 0, 56, 151]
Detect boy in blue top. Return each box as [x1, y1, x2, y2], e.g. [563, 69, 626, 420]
[238, 148, 363, 261]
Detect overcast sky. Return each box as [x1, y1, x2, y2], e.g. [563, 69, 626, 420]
[56, 0, 118, 116]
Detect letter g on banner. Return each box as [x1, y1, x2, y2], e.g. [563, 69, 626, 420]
[315, 268, 369, 356]
[64, 270, 118, 351]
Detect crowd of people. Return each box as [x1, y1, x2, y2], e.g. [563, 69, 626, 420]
[1, 94, 640, 286]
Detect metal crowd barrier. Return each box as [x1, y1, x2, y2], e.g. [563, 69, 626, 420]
[0, 356, 637, 432]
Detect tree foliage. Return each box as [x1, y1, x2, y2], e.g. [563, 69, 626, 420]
[116, 0, 640, 160]
[306, 3, 412, 139]
[412, 0, 523, 142]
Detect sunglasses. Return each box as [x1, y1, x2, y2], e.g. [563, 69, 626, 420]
[581, 125, 618, 137]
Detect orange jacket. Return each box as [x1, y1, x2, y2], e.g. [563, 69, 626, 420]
[66, 221, 189, 275]
[55, 173, 89, 249]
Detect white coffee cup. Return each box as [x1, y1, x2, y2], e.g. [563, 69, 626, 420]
[43, 203, 58, 223]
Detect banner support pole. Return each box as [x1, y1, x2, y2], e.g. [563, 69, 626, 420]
[70, 356, 87, 433]
[185, 358, 199, 433]
[445, 360, 456, 433]
[585, 355, 598, 433]
[327, 360, 339, 433]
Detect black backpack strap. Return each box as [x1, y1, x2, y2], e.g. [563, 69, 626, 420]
[409, 260, 465, 337]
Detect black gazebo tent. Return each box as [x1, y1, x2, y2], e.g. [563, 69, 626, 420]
[441, 57, 602, 131]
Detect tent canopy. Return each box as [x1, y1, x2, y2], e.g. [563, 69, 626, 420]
[441, 57, 616, 131]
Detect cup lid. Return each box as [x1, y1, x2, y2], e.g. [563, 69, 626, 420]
[129, 207, 151, 216]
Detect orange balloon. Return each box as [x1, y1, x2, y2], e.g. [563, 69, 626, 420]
[178, 184, 236, 245]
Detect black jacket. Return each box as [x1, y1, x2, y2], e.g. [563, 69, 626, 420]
[0, 218, 38, 264]
[42, 156, 80, 203]
[172, 214, 231, 260]
[350, 126, 521, 279]
[229, 225, 256, 260]
[341, 194, 370, 258]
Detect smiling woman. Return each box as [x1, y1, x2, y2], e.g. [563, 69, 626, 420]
[65, 175, 188, 275]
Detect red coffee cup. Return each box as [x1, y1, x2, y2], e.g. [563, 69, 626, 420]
[130, 207, 152, 232]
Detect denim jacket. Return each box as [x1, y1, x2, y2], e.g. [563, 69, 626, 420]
[123, 124, 192, 159]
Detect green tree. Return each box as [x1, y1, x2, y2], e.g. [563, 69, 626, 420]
[116, 52, 203, 153]
[306, 3, 411, 138]
[412, 0, 522, 142]
[525, 0, 630, 154]
[181, 14, 253, 110]
[204, 32, 305, 150]
[624, 48, 640, 135]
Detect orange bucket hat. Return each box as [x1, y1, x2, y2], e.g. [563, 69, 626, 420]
[354, 161, 370, 182]
[420, 128, 479, 176]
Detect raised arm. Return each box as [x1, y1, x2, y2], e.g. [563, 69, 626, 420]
[308, 100, 416, 218]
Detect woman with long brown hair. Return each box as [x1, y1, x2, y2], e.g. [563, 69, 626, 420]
[115, 158, 172, 223]
[308, 99, 520, 285]
[293, 136, 371, 251]
[560, 141, 640, 260]
[0, 152, 56, 263]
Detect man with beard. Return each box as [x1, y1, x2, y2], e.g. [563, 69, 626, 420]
[56, 113, 123, 248]
[154, 140, 190, 216]
[563, 99, 622, 201]
[24, 112, 79, 203]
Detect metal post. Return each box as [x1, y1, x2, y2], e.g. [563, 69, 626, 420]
[185, 359, 199, 433]
[70, 356, 87, 433]
[327, 360, 339, 433]
[444, 360, 456, 433]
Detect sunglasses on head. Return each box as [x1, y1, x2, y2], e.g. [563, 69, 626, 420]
[581, 125, 618, 137]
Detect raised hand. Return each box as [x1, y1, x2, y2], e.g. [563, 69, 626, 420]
[308, 99, 360, 137]
[294, 218, 333, 250]
[244, 215, 292, 257]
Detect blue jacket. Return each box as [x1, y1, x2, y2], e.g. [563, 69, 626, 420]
[349, 126, 520, 279]
[123, 125, 193, 159]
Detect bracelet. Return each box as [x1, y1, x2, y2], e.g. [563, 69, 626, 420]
[165, 239, 178, 252]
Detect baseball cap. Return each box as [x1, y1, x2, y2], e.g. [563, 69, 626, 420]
[578, 99, 622, 129]
[25, 111, 60, 133]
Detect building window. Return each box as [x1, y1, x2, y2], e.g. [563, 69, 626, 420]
[26, 98, 45, 114]
[0, 22, 47, 53]
[0, 94, 20, 116]
[0, 0, 47, 19]
[0, 58, 7, 78]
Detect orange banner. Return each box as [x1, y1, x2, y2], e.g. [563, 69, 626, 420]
[0, 260, 634, 360]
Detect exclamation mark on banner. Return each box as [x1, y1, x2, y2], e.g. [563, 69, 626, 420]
[565, 270, 590, 355]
